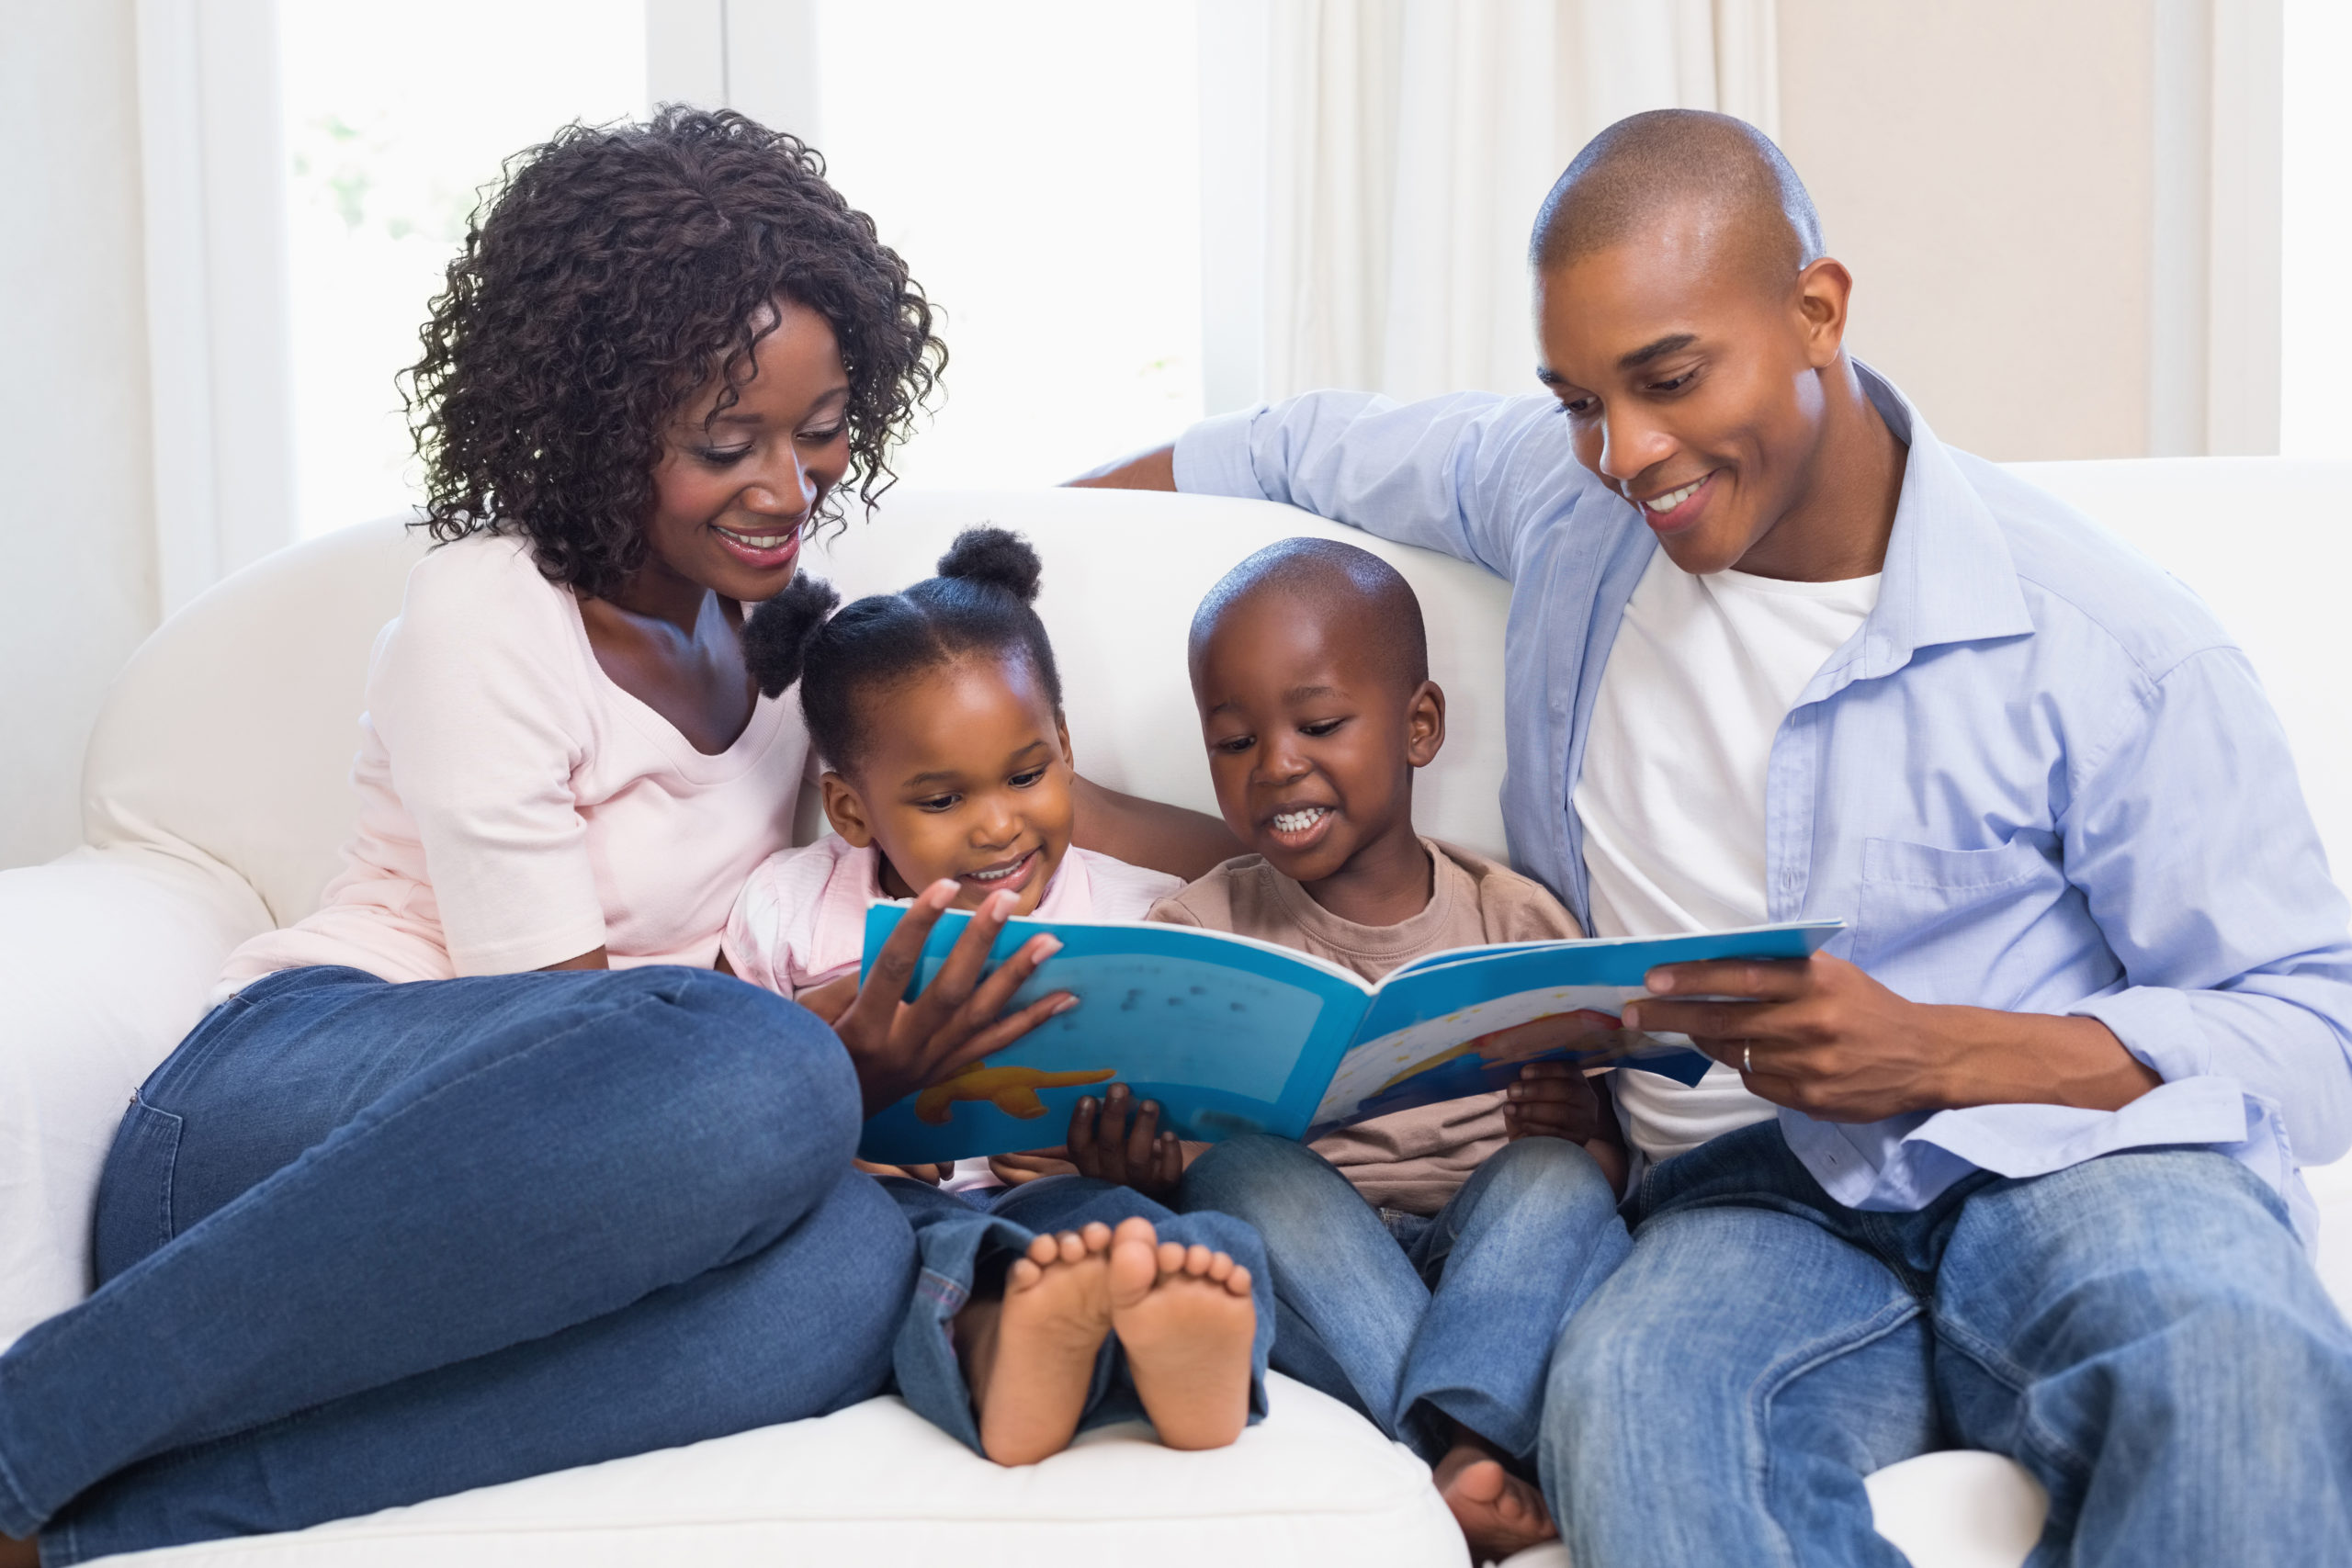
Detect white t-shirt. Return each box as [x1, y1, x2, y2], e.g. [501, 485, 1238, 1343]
[219, 534, 810, 995]
[1576, 549, 1881, 1162]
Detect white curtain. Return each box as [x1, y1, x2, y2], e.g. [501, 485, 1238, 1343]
[1261, 0, 1780, 403]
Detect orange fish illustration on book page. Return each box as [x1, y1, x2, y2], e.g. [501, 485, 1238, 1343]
[913, 1062, 1118, 1124]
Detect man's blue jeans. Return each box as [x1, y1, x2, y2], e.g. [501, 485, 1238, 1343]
[885, 1174, 1273, 1453]
[1179, 1134, 1629, 1463]
[1544, 1122, 2352, 1567]
[0, 964, 914, 1564]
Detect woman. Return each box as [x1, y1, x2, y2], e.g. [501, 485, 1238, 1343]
[0, 108, 1232, 1564]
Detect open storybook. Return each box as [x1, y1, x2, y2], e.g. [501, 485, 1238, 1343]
[854, 907, 1843, 1166]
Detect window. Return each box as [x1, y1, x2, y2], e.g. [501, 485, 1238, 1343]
[2279, 0, 2350, 458]
[279, 0, 645, 536]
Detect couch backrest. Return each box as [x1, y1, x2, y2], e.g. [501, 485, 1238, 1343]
[78, 463, 2352, 929]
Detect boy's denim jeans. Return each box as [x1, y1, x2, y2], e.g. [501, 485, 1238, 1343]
[0, 965, 914, 1565]
[1177, 1133, 1630, 1464]
[1545, 1121, 2352, 1567]
[883, 1174, 1272, 1454]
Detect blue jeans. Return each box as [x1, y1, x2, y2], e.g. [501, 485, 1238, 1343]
[0, 965, 914, 1564]
[1544, 1122, 2352, 1567]
[1178, 1134, 1629, 1464]
[884, 1174, 1272, 1454]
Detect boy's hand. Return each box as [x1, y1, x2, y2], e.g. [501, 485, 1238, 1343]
[1067, 1083, 1191, 1199]
[1503, 1062, 1610, 1143]
[1506, 1063, 1629, 1195]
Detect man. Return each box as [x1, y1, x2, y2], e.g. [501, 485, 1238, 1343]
[1077, 110, 2352, 1565]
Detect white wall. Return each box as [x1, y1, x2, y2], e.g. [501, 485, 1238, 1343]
[1777, 0, 2157, 461]
[0, 0, 159, 868]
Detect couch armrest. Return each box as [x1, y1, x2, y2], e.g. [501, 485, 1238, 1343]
[0, 848, 270, 1348]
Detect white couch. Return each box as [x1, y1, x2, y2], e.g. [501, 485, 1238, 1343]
[3, 472, 2346, 1568]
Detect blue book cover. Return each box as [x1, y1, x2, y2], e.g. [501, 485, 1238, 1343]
[854, 908, 1842, 1165]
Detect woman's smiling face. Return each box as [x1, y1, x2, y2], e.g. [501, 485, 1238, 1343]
[642, 296, 853, 604]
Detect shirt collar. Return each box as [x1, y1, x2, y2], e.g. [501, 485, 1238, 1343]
[1839, 362, 2035, 685]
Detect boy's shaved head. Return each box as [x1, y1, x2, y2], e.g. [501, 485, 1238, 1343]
[1189, 537, 1429, 692]
[1531, 108, 1822, 293]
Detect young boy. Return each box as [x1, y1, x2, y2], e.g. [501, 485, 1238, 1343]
[1043, 538, 1632, 1560]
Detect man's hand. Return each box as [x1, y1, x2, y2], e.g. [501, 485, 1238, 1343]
[830, 882, 1074, 1117]
[1624, 952, 2161, 1122]
[1063, 442, 1177, 490]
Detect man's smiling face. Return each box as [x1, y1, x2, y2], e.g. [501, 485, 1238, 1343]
[1534, 203, 1845, 577]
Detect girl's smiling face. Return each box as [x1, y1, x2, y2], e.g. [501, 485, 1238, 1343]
[818, 652, 1076, 916]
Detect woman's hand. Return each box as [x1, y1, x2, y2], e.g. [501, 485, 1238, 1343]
[1062, 1083, 1199, 1200]
[831, 881, 1075, 1117]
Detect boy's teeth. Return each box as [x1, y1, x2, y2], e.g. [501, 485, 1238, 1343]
[1643, 477, 1705, 513]
[1272, 807, 1329, 833]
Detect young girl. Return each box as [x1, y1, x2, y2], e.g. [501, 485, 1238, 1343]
[727, 527, 1271, 1468]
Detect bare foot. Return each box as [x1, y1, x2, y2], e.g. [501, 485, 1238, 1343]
[1106, 1215, 1256, 1451]
[1434, 1429, 1557, 1561]
[955, 1221, 1115, 1465]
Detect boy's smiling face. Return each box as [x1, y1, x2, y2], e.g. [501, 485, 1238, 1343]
[1191, 587, 1443, 892]
[820, 652, 1075, 916]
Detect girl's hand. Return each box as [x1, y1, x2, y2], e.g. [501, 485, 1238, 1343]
[1065, 1084, 1197, 1199]
[854, 1158, 956, 1184]
[831, 881, 1074, 1117]
[989, 1149, 1080, 1186]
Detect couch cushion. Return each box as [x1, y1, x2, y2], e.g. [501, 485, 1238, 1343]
[101, 1375, 1466, 1568]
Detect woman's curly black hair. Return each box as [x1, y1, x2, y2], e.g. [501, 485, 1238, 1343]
[401, 107, 945, 599]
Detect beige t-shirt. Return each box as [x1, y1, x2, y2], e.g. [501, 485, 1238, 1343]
[1149, 838, 1581, 1214]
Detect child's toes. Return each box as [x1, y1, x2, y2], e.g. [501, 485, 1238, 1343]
[1024, 1234, 1060, 1268]
[1053, 1230, 1089, 1264]
[1182, 1243, 1216, 1278]
[1008, 1256, 1044, 1292]
[1114, 1215, 1159, 1251]
[1157, 1239, 1188, 1274]
[1222, 1262, 1252, 1297]
[1078, 1220, 1114, 1255]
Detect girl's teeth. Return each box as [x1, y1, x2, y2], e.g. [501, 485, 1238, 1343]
[971, 858, 1023, 881]
[1272, 807, 1329, 833]
[718, 527, 793, 548]
[1643, 477, 1705, 513]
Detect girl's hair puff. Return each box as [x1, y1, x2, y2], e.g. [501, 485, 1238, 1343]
[744, 526, 1063, 773]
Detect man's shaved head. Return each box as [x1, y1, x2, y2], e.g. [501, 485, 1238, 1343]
[1190, 537, 1428, 693]
[1531, 109, 1822, 290]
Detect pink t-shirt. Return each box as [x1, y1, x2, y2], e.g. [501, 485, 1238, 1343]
[220, 534, 810, 995]
[722, 835, 1183, 999]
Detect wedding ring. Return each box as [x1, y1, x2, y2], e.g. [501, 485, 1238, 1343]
[1742, 1041, 1754, 1075]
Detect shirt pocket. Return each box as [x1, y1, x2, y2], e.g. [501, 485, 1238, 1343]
[1851, 835, 2068, 1002]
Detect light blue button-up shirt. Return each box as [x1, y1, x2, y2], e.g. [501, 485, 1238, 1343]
[1174, 367, 2352, 1243]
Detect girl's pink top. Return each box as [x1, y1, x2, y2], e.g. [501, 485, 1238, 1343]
[722, 835, 1183, 999]
[220, 534, 809, 997]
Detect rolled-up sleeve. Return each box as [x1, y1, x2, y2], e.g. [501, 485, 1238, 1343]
[1173, 389, 1599, 582]
[2063, 645, 2352, 1167]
